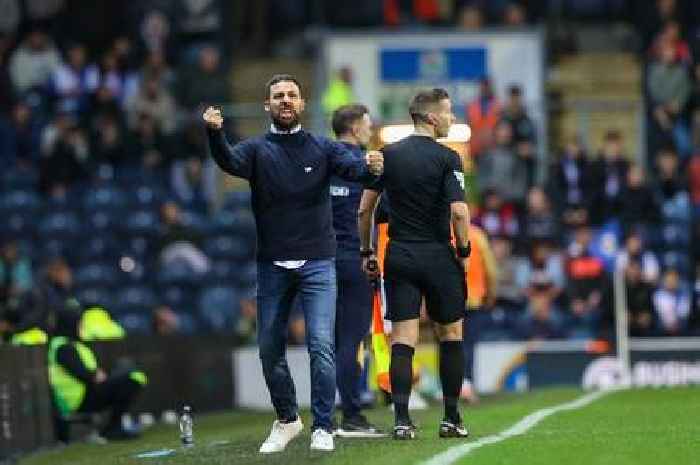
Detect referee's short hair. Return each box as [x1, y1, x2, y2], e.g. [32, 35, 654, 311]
[409, 88, 450, 124]
[331, 104, 369, 138]
[265, 74, 302, 98]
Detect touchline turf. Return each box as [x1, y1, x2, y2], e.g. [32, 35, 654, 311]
[17, 387, 699, 465]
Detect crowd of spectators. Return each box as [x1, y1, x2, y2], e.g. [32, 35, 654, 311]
[3, 0, 700, 345]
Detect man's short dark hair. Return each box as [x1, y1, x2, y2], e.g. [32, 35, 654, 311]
[265, 74, 302, 99]
[409, 88, 449, 124]
[331, 104, 369, 138]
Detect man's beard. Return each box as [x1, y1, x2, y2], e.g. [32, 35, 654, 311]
[271, 111, 300, 131]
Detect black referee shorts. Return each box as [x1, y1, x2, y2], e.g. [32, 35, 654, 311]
[384, 240, 466, 324]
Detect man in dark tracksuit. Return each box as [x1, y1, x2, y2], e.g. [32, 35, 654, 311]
[203, 75, 383, 453]
[329, 104, 383, 437]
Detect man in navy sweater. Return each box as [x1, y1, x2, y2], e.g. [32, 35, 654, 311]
[329, 104, 383, 438]
[203, 74, 382, 453]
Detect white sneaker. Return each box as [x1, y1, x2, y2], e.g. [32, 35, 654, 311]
[310, 429, 334, 452]
[259, 418, 303, 454]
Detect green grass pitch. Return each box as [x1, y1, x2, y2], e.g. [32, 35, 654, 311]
[18, 387, 700, 465]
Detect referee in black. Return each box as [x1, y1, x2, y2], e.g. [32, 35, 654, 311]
[358, 88, 471, 440]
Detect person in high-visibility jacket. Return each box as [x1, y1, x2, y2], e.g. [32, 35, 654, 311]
[48, 308, 146, 442]
[460, 223, 498, 403]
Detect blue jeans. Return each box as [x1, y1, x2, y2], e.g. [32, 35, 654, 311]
[256, 259, 337, 431]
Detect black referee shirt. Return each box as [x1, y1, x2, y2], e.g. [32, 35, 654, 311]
[368, 135, 465, 243]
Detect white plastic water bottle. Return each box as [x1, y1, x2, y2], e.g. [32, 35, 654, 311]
[179, 405, 194, 447]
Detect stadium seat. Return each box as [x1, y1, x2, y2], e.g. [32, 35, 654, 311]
[114, 285, 158, 314]
[129, 184, 166, 208]
[159, 284, 197, 312]
[76, 287, 113, 308]
[1, 168, 38, 191]
[175, 312, 199, 334]
[198, 285, 240, 332]
[37, 211, 81, 238]
[0, 189, 41, 214]
[156, 260, 203, 286]
[74, 262, 120, 288]
[83, 185, 128, 212]
[86, 210, 117, 232]
[203, 235, 254, 262]
[117, 313, 151, 334]
[74, 236, 120, 263]
[661, 192, 691, 224]
[233, 261, 258, 287]
[0, 211, 35, 238]
[122, 209, 160, 236]
[180, 210, 212, 236]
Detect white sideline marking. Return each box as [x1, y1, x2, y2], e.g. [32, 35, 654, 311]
[421, 389, 615, 465]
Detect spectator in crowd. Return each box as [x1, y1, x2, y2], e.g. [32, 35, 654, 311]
[50, 43, 99, 115]
[500, 85, 537, 188]
[170, 156, 216, 214]
[125, 75, 177, 135]
[477, 121, 528, 206]
[0, 33, 15, 113]
[473, 189, 520, 240]
[619, 164, 660, 234]
[654, 145, 685, 202]
[456, 4, 484, 30]
[491, 236, 526, 312]
[590, 130, 629, 224]
[624, 259, 655, 337]
[688, 152, 700, 211]
[653, 268, 691, 335]
[91, 113, 127, 168]
[515, 290, 566, 340]
[322, 67, 355, 117]
[516, 241, 566, 302]
[127, 113, 170, 177]
[124, 49, 175, 104]
[566, 224, 609, 336]
[0, 101, 43, 170]
[175, 45, 229, 113]
[547, 137, 592, 229]
[39, 116, 89, 194]
[0, 239, 33, 305]
[523, 187, 560, 246]
[615, 230, 660, 286]
[157, 201, 210, 275]
[9, 28, 61, 94]
[95, 51, 127, 105]
[467, 77, 501, 157]
[234, 288, 257, 344]
[152, 304, 181, 335]
[647, 38, 692, 158]
[648, 19, 691, 64]
[503, 2, 527, 27]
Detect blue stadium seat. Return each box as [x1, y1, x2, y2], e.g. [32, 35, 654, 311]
[208, 260, 238, 284]
[198, 285, 240, 332]
[233, 261, 257, 287]
[118, 313, 151, 334]
[661, 251, 691, 277]
[86, 210, 117, 232]
[115, 285, 158, 313]
[203, 235, 253, 261]
[129, 184, 166, 208]
[122, 209, 160, 236]
[661, 224, 691, 248]
[159, 284, 197, 312]
[37, 211, 81, 238]
[75, 236, 120, 263]
[175, 312, 199, 334]
[1, 168, 38, 191]
[156, 260, 203, 286]
[39, 238, 74, 260]
[83, 185, 128, 212]
[0, 189, 41, 214]
[74, 262, 120, 288]
[0, 211, 35, 238]
[121, 236, 152, 260]
[661, 192, 691, 224]
[180, 211, 211, 236]
[76, 287, 113, 308]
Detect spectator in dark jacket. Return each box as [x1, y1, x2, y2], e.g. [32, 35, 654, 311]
[620, 164, 660, 235]
[547, 138, 592, 229]
[590, 130, 629, 224]
[624, 259, 655, 337]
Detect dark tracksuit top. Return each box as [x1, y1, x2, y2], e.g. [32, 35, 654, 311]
[330, 142, 365, 261]
[206, 127, 373, 261]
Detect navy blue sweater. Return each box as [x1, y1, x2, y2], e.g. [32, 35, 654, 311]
[330, 142, 365, 261]
[207, 128, 371, 260]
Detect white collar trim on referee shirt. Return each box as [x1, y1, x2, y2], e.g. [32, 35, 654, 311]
[270, 124, 302, 134]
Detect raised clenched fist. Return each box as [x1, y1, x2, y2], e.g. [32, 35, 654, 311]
[365, 150, 383, 175]
[203, 106, 224, 130]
